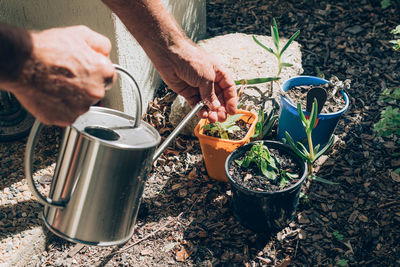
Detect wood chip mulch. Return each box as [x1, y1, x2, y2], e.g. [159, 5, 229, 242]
[3, 0, 399, 266]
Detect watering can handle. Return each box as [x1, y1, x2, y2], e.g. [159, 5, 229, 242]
[25, 120, 66, 208]
[25, 64, 143, 207]
[113, 64, 142, 128]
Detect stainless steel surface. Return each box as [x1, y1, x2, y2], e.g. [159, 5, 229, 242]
[25, 65, 203, 245]
[113, 65, 142, 128]
[152, 101, 204, 161]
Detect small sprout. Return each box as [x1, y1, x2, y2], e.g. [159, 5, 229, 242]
[235, 142, 298, 188]
[337, 259, 348, 267]
[381, 0, 391, 9]
[333, 230, 344, 241]
[202, 114, 244, 139]
[252, 108, 279, 140]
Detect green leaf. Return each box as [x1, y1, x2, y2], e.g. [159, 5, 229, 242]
[310, 175, 339, 185]
[285, 131, 307, 160]
[286, 171, 299, 179]
[337, 259, 347, 267]
[280, 62, 293, 68]
[262, 114, 278, 138]
[237, 77, 280, 85]
[313, 136, 335, 162]
[333, 230, 344, 241]
[280, 176, 289, 188]
[265, 167, 277, 180]
[297, 102, 307, 127]
[221, 132, 229, 139]
[201, 124, 213, 130]
[391, 25, 400, 34]
[381, 0, 391, 9]
[271, 25, 280, 51]
[252, 35, 275, 54]
[273, 18, 278, 29]
[313, 144, 321, 155]
[260, 159, 269, 176]
[280, 30, 300, 56]
[308, 99, 318, 133]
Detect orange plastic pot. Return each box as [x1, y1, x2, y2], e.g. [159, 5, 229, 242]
[194, 110, 258, 182]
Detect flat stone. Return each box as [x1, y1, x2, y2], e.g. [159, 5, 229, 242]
[169, 33, 303, 136]
[4, 226, 46, 267]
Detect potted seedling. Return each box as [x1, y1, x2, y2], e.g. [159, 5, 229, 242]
[277, 76, 350, 148]
[284, 99, 338, 184]
[250, 19, 349, 148]
[225, 140, 307, 232]
[240, 18, 300, 141]
[194, 110, 258, 182]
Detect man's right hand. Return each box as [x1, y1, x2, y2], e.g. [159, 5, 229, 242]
[8, 25, 115, 126]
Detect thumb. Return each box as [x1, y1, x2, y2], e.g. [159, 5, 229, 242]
[199, 81, 221, 110]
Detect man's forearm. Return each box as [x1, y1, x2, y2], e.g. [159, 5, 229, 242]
[0, 23, 33, 86]
[102, 0, 190, 62]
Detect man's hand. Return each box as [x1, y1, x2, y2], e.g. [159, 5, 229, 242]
[7, 25, 115, 126]
[102, 0, 237, 123]
[153, 39, 237, 123]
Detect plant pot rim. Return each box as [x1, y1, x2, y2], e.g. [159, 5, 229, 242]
[194, 109, 258, 144]
[281, 75, 350, 116]
[225, 140, 308, 195]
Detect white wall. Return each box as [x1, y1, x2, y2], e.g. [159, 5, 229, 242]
[0, 0, 206, 117]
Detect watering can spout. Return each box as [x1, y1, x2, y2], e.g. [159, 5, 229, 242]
[152, 101, 204, 162]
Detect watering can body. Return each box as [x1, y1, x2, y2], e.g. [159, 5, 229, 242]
[26, 65, 203, 246]
[27, 107, 160, 246]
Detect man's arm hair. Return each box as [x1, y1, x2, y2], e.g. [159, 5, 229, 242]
[0, 23, 32, 83]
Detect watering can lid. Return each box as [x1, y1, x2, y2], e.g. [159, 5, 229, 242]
[72, 106, 161, 149]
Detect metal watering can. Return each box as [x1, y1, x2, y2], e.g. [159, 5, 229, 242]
[25, 65, 203, 246]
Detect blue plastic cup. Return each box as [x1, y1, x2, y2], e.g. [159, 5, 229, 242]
[277, 76, 350, 148]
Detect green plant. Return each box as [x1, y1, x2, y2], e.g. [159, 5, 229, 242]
[374, 89, 400, 138]
[235, 142, 299, 188]
[390, 25, 400, 51]
[234, 19, 300, 107]
[373, 26, 400, 174]
[332, 230, 344, 241]
[381, 0, 392, 9]
[284, 99, 337, 184]
[337, 259, 348, 267]
[253, 18, 300, 78]
[251, 108, 279, 140]
[201, 113, 244, 139]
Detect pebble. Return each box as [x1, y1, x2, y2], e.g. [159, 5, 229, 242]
[6, 242, 12, 252]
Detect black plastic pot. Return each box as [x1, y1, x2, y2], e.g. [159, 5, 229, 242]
[225, 140, 307, 233]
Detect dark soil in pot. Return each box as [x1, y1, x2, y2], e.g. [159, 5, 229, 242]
[228, 147, 302, 192]
[226, 141, 307, 233]
[286, 76, 348, 113]
[202, 118, 251, 140]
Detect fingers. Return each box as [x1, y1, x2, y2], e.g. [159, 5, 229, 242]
[199, 81, 221, 111]
[78, 26, 112, 56]
[215, 66, 237, 115]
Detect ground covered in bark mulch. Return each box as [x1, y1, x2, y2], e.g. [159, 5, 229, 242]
[11, 0, 400, 266]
